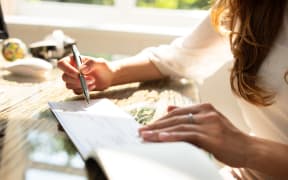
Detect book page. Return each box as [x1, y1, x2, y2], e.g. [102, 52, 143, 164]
[49, 98, 141, 158]
[95, 142, 223, 180]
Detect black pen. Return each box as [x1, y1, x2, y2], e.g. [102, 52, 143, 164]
[71, 44, 90, 104]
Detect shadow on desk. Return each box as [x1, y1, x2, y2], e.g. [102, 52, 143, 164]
[86, 158, 108, 180]
[2, 73, 47, 83]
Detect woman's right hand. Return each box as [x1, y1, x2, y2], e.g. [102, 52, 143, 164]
[57, 55, 114, 94]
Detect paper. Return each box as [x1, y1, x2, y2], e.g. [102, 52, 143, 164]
[96, 142, 223, 180]
[49, 98, 142, 158]
[49, 99, 224, 180]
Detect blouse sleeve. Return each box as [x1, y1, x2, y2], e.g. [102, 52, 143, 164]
[139, 12, 233, 84]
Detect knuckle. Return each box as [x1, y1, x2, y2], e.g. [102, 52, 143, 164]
[57, 59, 64, 67]
[206, 111, 219, 120]
[151, 125, 158, 129]
[57, 57, 69, 67]
[85, 59, 95, 66]
[65, 83, 73, 89]
[177, 124, 189, 130]
[170, 116, 182, 123]
[214, 123, 224, 132]
[149, 124, 159, 129]
[200, 103, 214, 110]
[169, 108, 182, 116]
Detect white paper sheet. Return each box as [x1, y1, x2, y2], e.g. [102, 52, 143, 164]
[49, 98, 141, 158]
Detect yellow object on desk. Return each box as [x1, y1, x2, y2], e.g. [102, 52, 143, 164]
[2, 38, 27, 61]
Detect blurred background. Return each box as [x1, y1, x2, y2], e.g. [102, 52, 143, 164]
[2, 0, 210, 58]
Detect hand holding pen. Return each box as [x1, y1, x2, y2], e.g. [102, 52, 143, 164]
[57, 47, 116, 96]
[71, 44, 90, 104]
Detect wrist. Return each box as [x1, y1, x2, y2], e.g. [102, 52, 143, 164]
[244, 135, 268, 169]
[110, 61, 123, 86]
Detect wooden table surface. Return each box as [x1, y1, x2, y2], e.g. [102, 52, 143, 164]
[0, 65, 199, 180]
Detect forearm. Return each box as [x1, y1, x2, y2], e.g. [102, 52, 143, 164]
[246, 136, 288, 178]
[110, 55, 166, 85]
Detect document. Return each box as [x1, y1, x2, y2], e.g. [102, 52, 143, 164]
[49, 98, 223, 180]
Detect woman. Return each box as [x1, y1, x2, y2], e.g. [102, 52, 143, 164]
[58, 0, 288, 179]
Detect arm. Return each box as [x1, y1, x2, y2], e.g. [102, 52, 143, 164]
[246, 136, 288, 178]
[110, 55, 165, 86]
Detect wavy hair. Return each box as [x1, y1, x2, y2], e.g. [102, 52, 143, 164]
[211, 0, 287, 106]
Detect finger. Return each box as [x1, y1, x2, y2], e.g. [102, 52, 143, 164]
[139, 113, 201, 132]
[67, 79, 96, 92]
[88, 83, 96, 91]
[80, 57, 106, 74]
[62, 73, 79, 84]
[167, 105, 178, 112]
[142, 130, 206, 146]
[157, 105, 200, 121]
[73, 88, 83, 95]
[158, 132, 207, 146]
[158, 103, 215, 121]
[64, 73, 96, 86]
[58, 56, 79, 79]
[140, 124, 203, 141]
[66, 82, 82, 90]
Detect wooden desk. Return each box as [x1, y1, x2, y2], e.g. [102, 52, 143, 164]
[0, 67, 199, 180]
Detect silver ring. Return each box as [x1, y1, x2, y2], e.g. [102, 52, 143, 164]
[187, 113, 195, 123]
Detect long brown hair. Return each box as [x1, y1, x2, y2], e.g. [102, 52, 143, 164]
[211, 0, 287, 106]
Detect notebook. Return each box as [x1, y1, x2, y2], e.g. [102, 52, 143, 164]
[48, 98, 223, 180]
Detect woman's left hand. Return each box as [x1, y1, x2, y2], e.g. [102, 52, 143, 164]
[139, 103, 251, 168]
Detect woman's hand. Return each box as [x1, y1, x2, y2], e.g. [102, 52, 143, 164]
[139, 103, 251, 168]
[57, 56, 114, 94]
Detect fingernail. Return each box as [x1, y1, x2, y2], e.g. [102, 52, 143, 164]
[139, 125, 149, 131]
[167, 105, 178, 112]
[81, 65, 90, 74]
[159, 132, 170, 140]
[86, 79, 95, 85]
[141, 131, 154, 138]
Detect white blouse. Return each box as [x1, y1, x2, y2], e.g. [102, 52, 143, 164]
[140, 10, 288, 180]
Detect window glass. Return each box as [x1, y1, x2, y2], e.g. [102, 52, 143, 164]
[136, 0, 211, 9]
[29, 0, 114, 5]
[28, 0, 211, 9]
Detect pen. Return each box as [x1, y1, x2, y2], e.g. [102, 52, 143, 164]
[71, 44, 90, 104]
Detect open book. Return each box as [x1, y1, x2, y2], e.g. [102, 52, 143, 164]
[48, 98, 223, 180]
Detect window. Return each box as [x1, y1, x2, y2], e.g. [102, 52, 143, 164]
[4, 0, 209, 55]
[136, 0, 210, 10]
[27, 0, 210, 9]
[32, 0, 114, 6]
[7, 0, 209, 31]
